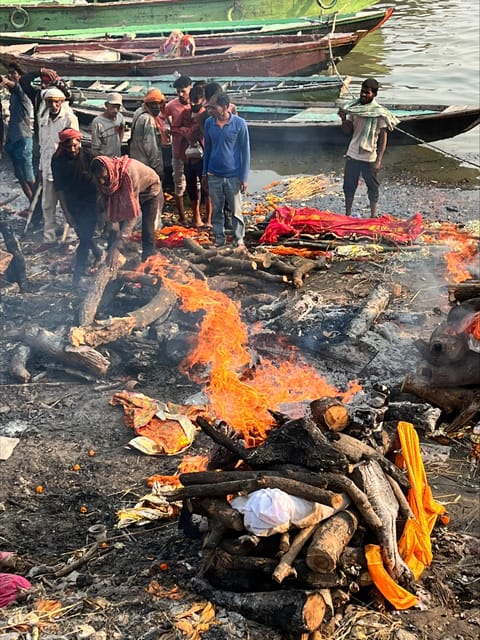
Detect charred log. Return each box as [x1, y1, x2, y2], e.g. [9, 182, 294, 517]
[310, 397, 350, 432]
[196, 415, 350, 473]
[20, 324, 109, 378]
[69, 287, 177, 348]
[191, 576, 328, 636]
[0, 221, 27, 290]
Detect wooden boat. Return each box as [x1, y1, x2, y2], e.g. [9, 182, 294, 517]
[0, 7, 393, 44]
[0, 0, 380, 34]
[0, 31, 368, 78]
[74, 98, 480, 148]
[67, 75, 351, 106]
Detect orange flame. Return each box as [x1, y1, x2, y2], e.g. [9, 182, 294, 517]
[140, 255, 359, 445]
[147, 455, 208, 488]
[437, 225, 478, 282]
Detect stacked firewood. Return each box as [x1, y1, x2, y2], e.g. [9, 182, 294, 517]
[162, 390, 416, 639]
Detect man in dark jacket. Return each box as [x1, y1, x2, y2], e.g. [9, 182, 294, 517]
[51, 128, 103, 285]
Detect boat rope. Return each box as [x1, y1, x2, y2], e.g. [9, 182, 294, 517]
[326, 43, 480, 170]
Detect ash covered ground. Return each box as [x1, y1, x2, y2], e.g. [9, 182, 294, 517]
[0, 158, 479, 640]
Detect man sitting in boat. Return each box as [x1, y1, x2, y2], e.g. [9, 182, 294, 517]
[91, 92, 125, 158]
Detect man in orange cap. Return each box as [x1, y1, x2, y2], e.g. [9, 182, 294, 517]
[129, 88, 168, 180]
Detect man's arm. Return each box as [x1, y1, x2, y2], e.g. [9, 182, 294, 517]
[374, 128, 388, 172]
[338, 108, 354, 135]
[238, 120, 250, 190]
[90, 117, 102, 157]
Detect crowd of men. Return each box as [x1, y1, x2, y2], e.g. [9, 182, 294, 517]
[1, 63, 393, 285]
[0, 67, 252, 285]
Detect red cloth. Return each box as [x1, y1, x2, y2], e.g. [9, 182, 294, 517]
[95, 155, 140, 223]
[0, 573, 32, 608]
[40, 68, 60, 84]
[259, 207, 423, 245]
[58, 128, 81, 143]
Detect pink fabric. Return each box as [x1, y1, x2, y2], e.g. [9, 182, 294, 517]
[95, 155, 140, 223]
[259, 207, 423, 245]
[0, 573, 32, 607]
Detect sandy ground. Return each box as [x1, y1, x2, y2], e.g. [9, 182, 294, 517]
[0, 157, 479, 640]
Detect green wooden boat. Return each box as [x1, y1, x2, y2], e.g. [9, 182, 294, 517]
[0, 0, 379, 34]
[0, 6, 392, 43]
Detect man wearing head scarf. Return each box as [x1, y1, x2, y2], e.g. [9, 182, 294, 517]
[129, 88, 168, 179]
[91, 92, 125, 158]
[51, 128, 103, 285]
[91, 155, 163, 268]
[19, 67, 72, 228]
[38, 86, 79, 244]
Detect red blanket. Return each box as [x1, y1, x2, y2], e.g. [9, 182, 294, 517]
[259, 207, 423, 245]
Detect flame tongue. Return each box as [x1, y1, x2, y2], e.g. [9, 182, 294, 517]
[140, 255, 355, 445]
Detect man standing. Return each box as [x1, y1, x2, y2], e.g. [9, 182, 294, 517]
[178, 84, 211, 228]
[1, 63, 35, 203]
[39, 87, 79, 244]
[51, 128, 103, 285]
[91, 155, 163, 266]
[129, 88, 168, 178]
[165, 75, 192, 225]
[91, 92, 125, 157]
[338, 77, 398, 218]
[202, 91, 250, 248]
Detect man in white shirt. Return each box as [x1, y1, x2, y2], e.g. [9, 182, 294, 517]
[39, 87, 79, 243]
[91, 92, 125, 158]
[338, 78, 398, 218]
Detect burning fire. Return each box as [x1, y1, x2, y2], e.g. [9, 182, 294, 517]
[140, 255, 360, 446]
[147, 455, 209, 488]
[438, 225, 478, 282]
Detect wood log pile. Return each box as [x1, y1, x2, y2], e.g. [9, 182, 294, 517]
[161, 389, 420, 639]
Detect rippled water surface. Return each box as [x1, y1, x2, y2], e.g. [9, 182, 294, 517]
[251, 0, 480, 185]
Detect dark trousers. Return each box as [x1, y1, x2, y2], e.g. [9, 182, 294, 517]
[140, 194, 161, 259]
[343, 156, 380, 204]
[72, 212, 102, 281]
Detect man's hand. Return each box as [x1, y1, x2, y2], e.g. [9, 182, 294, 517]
[372, 159, 382, 173]
[337, 107, 347, 121]
[240, 181, 247, 194]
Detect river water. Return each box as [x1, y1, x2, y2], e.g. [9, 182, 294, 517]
[250, 0, 480, 187]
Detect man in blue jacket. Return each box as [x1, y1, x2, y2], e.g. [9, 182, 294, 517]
[201, 92, 250, 248]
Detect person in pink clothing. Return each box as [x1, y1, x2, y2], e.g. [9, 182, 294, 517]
[177, 84, 211, 228]
[164, 75, 192, 225]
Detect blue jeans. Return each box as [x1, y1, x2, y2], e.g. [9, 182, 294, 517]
[5, 137, 34, 183]
[207, 175, 245, 246]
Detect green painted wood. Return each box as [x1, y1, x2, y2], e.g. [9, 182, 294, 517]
[0, 0, 380, 34]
